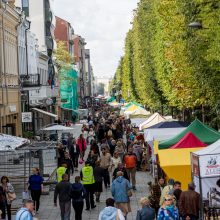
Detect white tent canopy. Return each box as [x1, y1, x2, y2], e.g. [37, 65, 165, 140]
[194, 139, 220, 156]
[139, 113, 166, 130]
[128, 107, 151, 118]
[144, 127, 186, 143]
[192, 139, 220, 206]
[0, 134, 30, 151]
[131, 118, 148, 127]
[41, 125, 75, 131]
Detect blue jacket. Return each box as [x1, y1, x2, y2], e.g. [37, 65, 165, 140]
[111, 176, 132, 203]
[15, 208, 33, 220]
[71, 183, 86, 202]
[28, 174, 44, 191]
[99, 207, 117, 220]
[136, 205, 155, 220]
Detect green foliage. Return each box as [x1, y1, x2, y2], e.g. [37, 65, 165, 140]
[113, 0, 220, 125]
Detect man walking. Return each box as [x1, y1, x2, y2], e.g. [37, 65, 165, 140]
[123, 147, 137, 190]
[80, 161, 96, 210]
[54, 174, 72, 220]
[15, 200, 34, 220]
[179, 182, 200, 220]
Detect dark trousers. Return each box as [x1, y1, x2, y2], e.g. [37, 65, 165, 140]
[71, 153, 79, 168]
[103, 168, 110, 187]
[84, 184, 95, 209]
[31, 190, 41, 211]
[72, 201, 84, 220]
[59, 200, 71, 220]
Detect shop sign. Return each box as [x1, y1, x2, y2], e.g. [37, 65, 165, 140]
[9, 105, 16, 112]
[22, 112, 32, 123]
[200, 154, 220, 178]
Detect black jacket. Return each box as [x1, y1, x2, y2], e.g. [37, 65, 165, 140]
[54, 180, 72, 203]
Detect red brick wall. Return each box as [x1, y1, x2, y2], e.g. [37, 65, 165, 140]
[74, 37, 80, 62]
[54, 16, 69, 50]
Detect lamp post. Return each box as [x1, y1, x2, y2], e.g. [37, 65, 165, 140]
[188, 21, 208, 124]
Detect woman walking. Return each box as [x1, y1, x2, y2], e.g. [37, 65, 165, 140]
[28, 168, 44, 214]
[1, 176, 15, 220]
[77, 134, 87, 161]
[71, 176, 86, 220]
[157, 195, 179, 220]
[94, 161, 104, 202]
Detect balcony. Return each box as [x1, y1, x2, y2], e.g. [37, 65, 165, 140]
[20, 74, 41, 87]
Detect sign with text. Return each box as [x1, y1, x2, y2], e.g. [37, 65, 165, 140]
[22, 112, 32, 123]
[199, 154, 220, 178]
[192, 154, 199, 177]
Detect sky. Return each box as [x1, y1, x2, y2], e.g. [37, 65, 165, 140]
[54, 0, 139, 78]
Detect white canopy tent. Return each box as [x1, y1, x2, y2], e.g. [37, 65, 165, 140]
[0, 134, 30, 151]
[192, 139, 220, 209]
[139, 113, 166, 130]
[131, 118, 148, 127]
[41, 125, 75, 131]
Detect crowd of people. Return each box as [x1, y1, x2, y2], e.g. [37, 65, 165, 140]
[12, 106, 201, 220]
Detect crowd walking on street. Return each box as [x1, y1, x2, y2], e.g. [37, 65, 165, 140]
[11, 105, 201, 220]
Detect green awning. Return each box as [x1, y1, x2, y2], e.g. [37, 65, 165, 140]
[159, 119, 220, 150]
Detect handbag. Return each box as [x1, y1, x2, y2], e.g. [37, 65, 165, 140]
[6, 192, 16, 202]
[22, 191, 30, 200]
[127, 189, 132, 197]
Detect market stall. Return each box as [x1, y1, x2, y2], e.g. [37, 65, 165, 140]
[159, 119, 220, 150]
[192, 139, 220, 217]
[139, 112, 165, 130]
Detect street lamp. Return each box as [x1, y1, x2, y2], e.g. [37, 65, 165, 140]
[188, 21, 203, 29]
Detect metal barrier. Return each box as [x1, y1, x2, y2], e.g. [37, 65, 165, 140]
[0, 142, 57, 200]
[204, 207, 220, 219]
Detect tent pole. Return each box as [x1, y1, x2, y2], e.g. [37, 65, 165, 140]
[198, 159, 204, 219]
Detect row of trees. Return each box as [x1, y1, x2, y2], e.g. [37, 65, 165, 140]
[111, 0, 220, 127]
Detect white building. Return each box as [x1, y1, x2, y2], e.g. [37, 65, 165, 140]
[15, 0, 58, 132]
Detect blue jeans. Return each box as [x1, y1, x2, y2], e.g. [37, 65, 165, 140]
[59, 200, 71, 220]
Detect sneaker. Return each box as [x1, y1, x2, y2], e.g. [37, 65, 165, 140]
[91, 205, 96, 209]
[85, 208, 90, 211]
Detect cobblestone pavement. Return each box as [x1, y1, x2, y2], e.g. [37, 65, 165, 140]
[12, 123, 153, 220]
[35, 165, 153, 220]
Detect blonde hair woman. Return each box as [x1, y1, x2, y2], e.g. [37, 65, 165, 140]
[157, 195, 179, 220]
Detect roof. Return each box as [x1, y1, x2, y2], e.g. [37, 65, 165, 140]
[170, 132, 207, 149]
[144, 127, 186, 142]
[194, 139, 220, 155]
[147, 121, 189, 129]
[129, 107, 151, 118]
[139, 113, 166, 130]
[0, 134, 29, 151]
[159, 119, 220, 150]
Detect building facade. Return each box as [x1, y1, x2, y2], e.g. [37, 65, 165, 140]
[0, 2, 22, 136]
[15, 0, 59, 133]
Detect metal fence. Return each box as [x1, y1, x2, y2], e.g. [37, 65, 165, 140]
[0, 142, 57, 201]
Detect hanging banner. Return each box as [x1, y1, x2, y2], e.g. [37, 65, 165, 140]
[192, 154, 199, 177]
[199, 154, 220, 178]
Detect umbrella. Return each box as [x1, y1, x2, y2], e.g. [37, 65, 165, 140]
[41, 125, 75, 131]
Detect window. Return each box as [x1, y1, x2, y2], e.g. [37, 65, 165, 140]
[22, 0, 29, 17]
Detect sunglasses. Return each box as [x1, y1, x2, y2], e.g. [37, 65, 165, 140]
[165, 199, 172, 201]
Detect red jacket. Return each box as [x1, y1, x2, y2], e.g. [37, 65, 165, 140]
[123, 153, 137, 169]
[77, 138, 87, 152]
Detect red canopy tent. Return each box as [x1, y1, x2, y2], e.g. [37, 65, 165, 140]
[170, 132, 207, 149]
